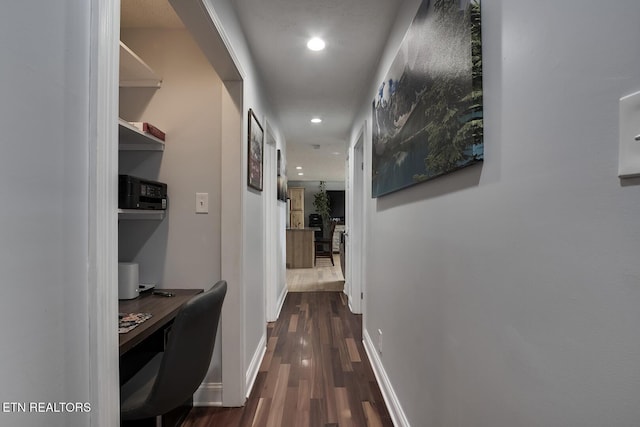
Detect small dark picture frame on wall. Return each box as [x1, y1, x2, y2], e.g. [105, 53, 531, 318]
[277, 149, 287, 201]
[247, 109, 264, 191]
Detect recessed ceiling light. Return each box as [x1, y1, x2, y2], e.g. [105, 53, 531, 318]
[332, 152, 340, 155]
[296, 166, 302, 170]
[298, 172, 304, 176]
[307, 37, 326, 51]
[310, 117, 322, 124]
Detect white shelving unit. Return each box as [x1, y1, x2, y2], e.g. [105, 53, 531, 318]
[119, 41, 162, 88]
[118, 119, 165, 151]
[119, 42, 166, 222]
[118, 209, 166, 221]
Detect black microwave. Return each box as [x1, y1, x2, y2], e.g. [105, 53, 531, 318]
[119, 175, 167, 210]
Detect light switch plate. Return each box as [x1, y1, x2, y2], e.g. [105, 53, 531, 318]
[196, 192, 208, 214]
[618, 90, 640, 178]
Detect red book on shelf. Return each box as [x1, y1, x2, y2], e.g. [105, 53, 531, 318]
[130, 122, 166, 141]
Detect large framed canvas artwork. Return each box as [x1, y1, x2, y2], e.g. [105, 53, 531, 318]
[372, 0, 483, 197]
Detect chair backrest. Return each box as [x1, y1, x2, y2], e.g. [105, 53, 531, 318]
[329, 220, 337, 238]
[321, 219, 337, 242]
[144, 280, 227, 410]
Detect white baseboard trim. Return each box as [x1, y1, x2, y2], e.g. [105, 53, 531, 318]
[245, 333, 267, 399]
[346, 288, 354, 313]
[193, 382, 223, 407]
[363, 329, 411, 427]
[274, 285, 288, 320]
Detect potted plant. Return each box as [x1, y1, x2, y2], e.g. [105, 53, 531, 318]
[313, 181, 331, 238]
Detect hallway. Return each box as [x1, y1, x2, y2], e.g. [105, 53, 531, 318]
[182, 292, 392, 426]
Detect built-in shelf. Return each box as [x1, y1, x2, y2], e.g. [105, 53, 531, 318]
[118, 119, 165, 151]
[118, 209, 166, 221]
[119, 41, 162, 88]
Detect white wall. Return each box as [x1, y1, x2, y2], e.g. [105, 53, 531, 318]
[0, 1, 92, 426]
[351, 0, 640, 425]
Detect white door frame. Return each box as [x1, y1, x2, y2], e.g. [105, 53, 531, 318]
[263, 126, 278, 321]
[344, 152, 351, 301]
[346, 125, 365, 314]
[89, 0, 120, 424]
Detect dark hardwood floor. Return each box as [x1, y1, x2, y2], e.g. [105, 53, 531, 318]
[182, 292, 393, 427]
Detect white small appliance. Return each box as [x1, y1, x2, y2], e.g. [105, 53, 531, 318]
[118, 262, 140, 300]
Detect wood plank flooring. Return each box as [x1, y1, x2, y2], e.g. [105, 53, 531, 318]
[182, 292, 392, 427]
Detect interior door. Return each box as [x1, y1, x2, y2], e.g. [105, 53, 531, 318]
[346, 128, 364, 314]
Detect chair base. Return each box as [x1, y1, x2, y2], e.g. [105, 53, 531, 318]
[120, 398, 192, 427]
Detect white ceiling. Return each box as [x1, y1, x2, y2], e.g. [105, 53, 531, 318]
[121, 0, 403, 182]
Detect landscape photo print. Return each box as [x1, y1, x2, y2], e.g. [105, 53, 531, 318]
[372, 0, 483, 197]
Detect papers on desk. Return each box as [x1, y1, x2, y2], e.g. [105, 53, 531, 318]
[119, 312, 153, 334]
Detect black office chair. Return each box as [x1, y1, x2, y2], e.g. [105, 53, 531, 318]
[120, 280, 227, 422]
